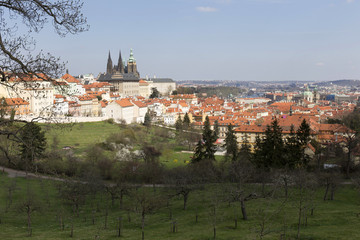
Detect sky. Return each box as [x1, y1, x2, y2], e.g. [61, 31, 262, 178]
[31, 0, 360, 81]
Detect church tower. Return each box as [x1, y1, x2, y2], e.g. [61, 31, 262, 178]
[106, 51, 113, 74]
[127, 48, 139, 77]
[117, 51, 125, 74]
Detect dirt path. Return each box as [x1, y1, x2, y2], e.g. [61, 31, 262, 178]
[0, 166, 64, 182]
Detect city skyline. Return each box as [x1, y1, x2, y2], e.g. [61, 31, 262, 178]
[32, 0, 360, 81]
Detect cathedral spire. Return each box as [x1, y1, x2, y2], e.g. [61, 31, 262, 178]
[117, 50, 125, 73]
[128, 48, 136, 63]
[106, 51, 113, 74]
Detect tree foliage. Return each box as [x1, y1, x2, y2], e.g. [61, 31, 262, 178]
[253, 118, 284, 168]
[0, 0, 88, 82]
[143, 110, 151, 128]
[149, 87, 160, 99]
[224, 124, 238, 162]
[19, 122, 46, 169]
[0, 0, 88, 167]
[175, 116, 182, 132]
[183, 112, 190, 129]
[192, 116, 217, 163]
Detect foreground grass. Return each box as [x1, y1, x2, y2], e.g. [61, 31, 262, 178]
[1, 172, 360, 240]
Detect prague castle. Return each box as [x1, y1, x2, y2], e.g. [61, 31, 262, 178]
[98, 49, 176, 97]
[98, 49, 140, 95]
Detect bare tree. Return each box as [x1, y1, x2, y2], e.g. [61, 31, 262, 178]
[130, 188, 164, 240]
[342, 130, 358, 178]
[58, 180, 88, 217]
[0, 0, 88, 82]
[5, 178, 19, 211]
[165, 166, 198, 211]
[225, 161, 257, 222]
[293, 170, 318, 240]
[0, 0, 88, 165]
[320, 169, 340, 201]
[17, 188, 41, 237]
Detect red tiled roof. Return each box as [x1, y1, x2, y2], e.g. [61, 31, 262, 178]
[115, 99, 133, 108]
[5, 98, 29, 106]
[62, 73, 80, 84]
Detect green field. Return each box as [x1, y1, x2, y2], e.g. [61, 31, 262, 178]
[1, 172, 360, 239]
[7, 121, 357, 239]
[44, 121, 121, 153]
[43, 121, 222, 167]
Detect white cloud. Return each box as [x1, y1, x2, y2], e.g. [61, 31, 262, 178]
[316, 62, 325, 67]
[196, 6, 218, 12]
[347, 0, 355, 3]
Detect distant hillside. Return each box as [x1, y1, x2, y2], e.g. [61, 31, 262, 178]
[317, 79, 360, 87]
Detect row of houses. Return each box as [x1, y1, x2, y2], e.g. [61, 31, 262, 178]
[0, 73, 175, 121]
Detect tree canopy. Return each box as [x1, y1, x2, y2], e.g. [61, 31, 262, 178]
[0, 0, 88, 82]
[192, 116, 217, 163]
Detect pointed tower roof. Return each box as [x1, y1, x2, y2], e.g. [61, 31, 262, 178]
[106, 51, 113, 74]
[117, 50, 125, 73]
[128, 48, 136, 63]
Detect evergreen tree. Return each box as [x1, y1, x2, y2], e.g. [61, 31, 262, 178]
[192, 116, 216, 162]
[224, 124, 238, 161]
[296, 119, 311, 167]
[183, 112, 190, 129]
[20, 122, 46, 171]
[297, 119, 311, 147]
[175, 116, 183, 132]
[213, 120, 220, 140]
[284, 125, 301, 169]
[203, 116, 217, 161]
[192, 140, 205, 163]
[143, 110, 151, 128]
[149, 87, 160, 99]
[253, 118, 284, 168]
[239, 133, 252, 162]
[252, 135, 265, 168]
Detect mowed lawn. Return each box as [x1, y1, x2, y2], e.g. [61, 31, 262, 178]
[44, 121, 122, 154]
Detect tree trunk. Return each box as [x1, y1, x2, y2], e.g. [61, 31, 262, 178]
[234, 218, 237, 229]
[297, 200, 302, 239]
[111, 194, 115, 207]
[240, 198, 248, 221]
[142, 212, 145, 240]
[120, 192, 124, 209]
[323, 182, 329, 201]
[60, 214, 64, 230]
[261, 178, 266, 197]
[346, 151, 351, 179]
[183, 192, 189, 210]
[284, 177, 288, 199]
[330, 183, 335, 201]
[127, 211, 131, 223]
[104, 208, 108, 229]
[118, 217, 122, 237]
[172, 221, 177, 233]
[70, 219, 74, 238]
[27, 208, 32, 237]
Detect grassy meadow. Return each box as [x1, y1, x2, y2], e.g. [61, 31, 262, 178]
[2, 121, 357, 239]
[42, 121, 221, 167]
[1, 171, 360, 239]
